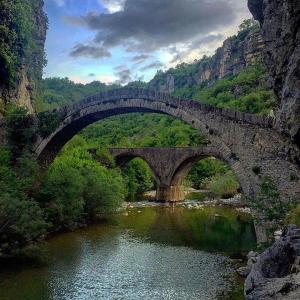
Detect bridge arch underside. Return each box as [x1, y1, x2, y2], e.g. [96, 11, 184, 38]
[34, 95, 300, 202]
[113, 154, 160, 186]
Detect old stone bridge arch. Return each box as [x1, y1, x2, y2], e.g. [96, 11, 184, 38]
[33, 88, 300, 201]
[108, 147, 238, 202]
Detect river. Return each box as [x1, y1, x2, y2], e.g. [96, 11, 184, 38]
[0, 205, 256, 300]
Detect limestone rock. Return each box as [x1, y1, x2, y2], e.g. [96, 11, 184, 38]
[248, 0, 300, 145]
[245, 225, 300, 299]
[149, 29, 264, 93]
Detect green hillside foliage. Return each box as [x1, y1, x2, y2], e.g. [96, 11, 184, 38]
[0, 0, 46, 92]
[173, 64, 277, 115]
[35, 78, 120, 111]
[0, 107, 126, 260]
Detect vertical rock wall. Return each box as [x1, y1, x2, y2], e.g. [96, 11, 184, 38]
[248, 0, 300, 146]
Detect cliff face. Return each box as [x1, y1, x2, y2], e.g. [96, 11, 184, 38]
[0, 0, 47, 114]
[248, 0, 300, 146]
[194, 30, 264, 86]
[149, 28, 264, 93]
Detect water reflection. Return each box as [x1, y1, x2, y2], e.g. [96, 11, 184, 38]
[0, 206, 255, 300]
[112, 206, 256, 257]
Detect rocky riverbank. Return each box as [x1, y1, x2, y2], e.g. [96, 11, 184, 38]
[244, 225, 300, 299]
[126, 193, 249, 210]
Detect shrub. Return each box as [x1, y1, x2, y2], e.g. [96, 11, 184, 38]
[207, 171, 239, 198]
[286, 204, 300, 227]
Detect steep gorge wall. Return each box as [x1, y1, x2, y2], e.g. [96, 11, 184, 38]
[248, 0, 300, 146]
[0, 0, 47, 114]
[149, 28, 264, 93]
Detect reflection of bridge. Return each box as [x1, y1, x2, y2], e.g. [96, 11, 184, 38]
[33, 88, 300, 202]
[109, 147, 217, 202]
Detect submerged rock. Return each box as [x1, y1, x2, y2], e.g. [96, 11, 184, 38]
[245, 225, 300, 299]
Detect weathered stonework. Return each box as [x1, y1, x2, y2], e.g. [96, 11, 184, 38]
[33, 88, 300, 203]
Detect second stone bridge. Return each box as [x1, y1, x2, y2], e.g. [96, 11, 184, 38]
[109, 146, 221, 202]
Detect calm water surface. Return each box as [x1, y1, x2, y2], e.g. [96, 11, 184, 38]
[0, 205, 256, 300]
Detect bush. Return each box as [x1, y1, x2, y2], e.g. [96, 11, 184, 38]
[0, 147, 47, 257]
[286, 204, 300, 227]
[122, 158, 154, 201]
[207, 171, 239, 198]
[188, 158, 229, 189]
[39, 146, 126, 228]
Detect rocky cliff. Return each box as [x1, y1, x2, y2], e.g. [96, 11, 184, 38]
[0, 0, 47, 114]
[248, 0, 300, 146]
[149, 25, 264, 93]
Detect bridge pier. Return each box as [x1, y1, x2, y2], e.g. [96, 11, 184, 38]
[156, 185, 185, 202]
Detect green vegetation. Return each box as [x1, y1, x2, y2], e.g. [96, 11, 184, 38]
[207, 171, 240, 199]
[35, 77, 119, 111]
[173, 64, 277, 115]
[287, 204, 300, 227]
[0, 107, 126, 259]
[0, 0, 46, 98]
[39, 139, 126, 229]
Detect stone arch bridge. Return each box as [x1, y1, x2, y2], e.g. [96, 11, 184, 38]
[33, 88, 300, 202]
[108, 147, 227, 202]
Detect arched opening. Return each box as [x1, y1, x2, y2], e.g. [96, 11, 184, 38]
[171, 156, 241, 201]
[113, 156, 157, 202]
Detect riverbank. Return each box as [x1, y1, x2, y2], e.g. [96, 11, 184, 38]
[124, 193, 251, 213]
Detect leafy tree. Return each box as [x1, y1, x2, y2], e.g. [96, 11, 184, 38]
[0, 146, 47, 257]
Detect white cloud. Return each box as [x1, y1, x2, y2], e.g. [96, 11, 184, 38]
[99, 0, 126, 13]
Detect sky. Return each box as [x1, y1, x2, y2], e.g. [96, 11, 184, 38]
[43, 0, 251, 85]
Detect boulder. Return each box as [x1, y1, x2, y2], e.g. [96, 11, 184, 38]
[245, 225, 300, 299]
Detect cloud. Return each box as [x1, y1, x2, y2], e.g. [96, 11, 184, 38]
[114, 67, 132, 84]
[100, 0, 126, 13]
[131, 54, 152, 64]
[77, 0, 235, 53]
[169, 33, 224, 64]
[88, 73, 96, 77]
[70, 44, 111, 59]
[140, 61, 163, 72]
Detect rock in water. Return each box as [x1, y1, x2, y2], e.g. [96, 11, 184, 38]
[245, 225, 300, 299]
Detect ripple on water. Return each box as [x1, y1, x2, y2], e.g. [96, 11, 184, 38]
[48, 234, 233, 300]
